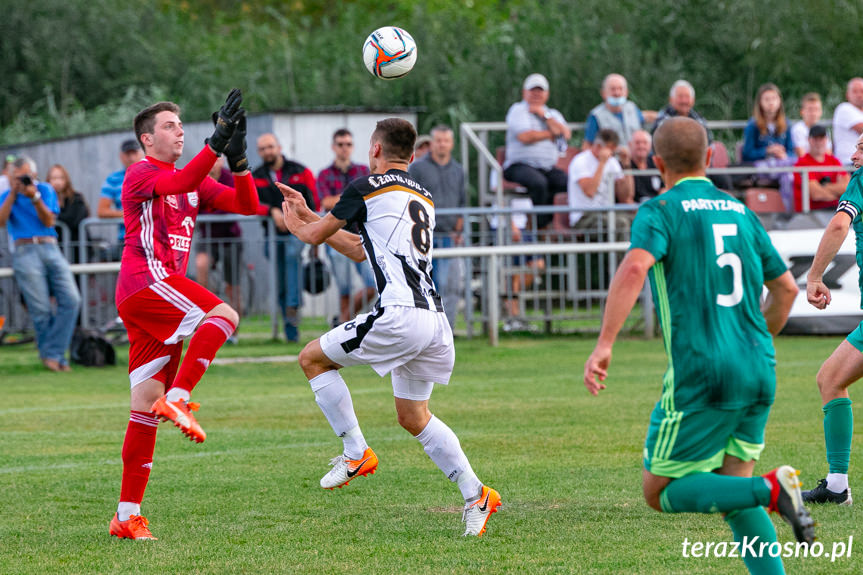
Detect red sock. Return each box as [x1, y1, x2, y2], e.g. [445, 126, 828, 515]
[119, 410, 159, 504]
[171, 316, 236, 394]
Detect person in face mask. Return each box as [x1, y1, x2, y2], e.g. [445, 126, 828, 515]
[583, 73, 651, 150]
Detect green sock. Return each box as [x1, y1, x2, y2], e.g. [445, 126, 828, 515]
[823, 398, 853, 474]
[725, 507, 785, 575]
[659, 472, 772, 513]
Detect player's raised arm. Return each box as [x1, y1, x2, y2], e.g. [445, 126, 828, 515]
[152, 89, 243, 197]
[807, 211, 853, 309]
[200, 114, 259, 215]
[278, 182, 365, 262]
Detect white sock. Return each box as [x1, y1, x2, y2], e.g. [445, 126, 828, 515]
[117, 501, 140, 522]
[826, 473, 849, 493]
[458, 474, 484, 504]
[415, 415, 483, 502]
[342, 426, 368, 461]
[165, 387, 190, 403]
[309, 371, 365, 459]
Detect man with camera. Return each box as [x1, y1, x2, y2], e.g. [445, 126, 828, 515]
[0, 156, 81, 371]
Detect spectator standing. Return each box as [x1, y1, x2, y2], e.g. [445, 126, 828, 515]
[409, 125, 466, 329]
[502, 73, 571, 230]
[741, 83, 794, 163]
[792, 125, 849, 213]
[0, 157, 81, 371]
[46, 164, 90, 263]
[316, 128, 376, 326]
[196, 155, 243, 337]
[584, 74, 646, 149]
[98, 139, 144, 260]
[616, 130, 662, 203]
[651, 80, 713, 143]
[792, 93, 829, 158]
[252, 133, 316, 342]
[832, 78, 863, 163]
[567, 129, 633, 234]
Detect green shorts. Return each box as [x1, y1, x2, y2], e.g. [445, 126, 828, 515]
[846, 321, 863, 352]
[643, 400, 771, 478]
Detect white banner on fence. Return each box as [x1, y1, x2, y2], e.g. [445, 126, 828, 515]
[768, 229, 863, 334]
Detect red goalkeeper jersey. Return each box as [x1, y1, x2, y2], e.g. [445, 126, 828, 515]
[116, 146, 258, 305]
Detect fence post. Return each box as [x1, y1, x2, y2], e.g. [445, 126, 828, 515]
[80, 220, 90, 328]
[488, 253, 499, 346]
[267, 219, 279, 340]
[607, 207, 617, 274]
[463, 207, 474, 339]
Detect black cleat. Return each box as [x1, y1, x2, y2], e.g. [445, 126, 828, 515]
[802, 478, 853, 506]
[763, 466, 816, 545]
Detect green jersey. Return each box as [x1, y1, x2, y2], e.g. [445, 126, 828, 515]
[630, 177, 788, 410]
[835, 169, 863, 307]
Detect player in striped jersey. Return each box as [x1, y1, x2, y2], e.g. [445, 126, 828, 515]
[279, 118, 501, 537]
[109, 90, 260, 540]
[584, 117, 811, 574]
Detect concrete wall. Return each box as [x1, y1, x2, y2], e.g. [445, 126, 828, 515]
[0, 110, 417, 215]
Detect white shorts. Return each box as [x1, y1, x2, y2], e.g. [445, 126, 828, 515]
[321, 305, 455, 391]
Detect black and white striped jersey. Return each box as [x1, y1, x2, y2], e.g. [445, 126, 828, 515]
[331, 168, 443, 312]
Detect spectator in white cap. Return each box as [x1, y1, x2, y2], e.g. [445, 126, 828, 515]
[502, 73, 571, 229]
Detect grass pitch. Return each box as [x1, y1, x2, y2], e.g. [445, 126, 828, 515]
[0, 324, 860, 574]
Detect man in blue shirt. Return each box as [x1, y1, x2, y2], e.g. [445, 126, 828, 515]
[98, 139, 143, 259]
[0, 157, 81, 371]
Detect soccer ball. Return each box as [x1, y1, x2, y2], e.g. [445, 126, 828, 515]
[363, 26, 417, 80]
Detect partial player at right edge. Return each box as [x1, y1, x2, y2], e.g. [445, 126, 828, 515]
[803, 132, 863, 506]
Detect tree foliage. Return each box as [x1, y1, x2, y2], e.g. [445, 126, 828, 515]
[2, 0, 861, 145]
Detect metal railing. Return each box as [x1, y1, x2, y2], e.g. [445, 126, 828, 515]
[2, 205, 645, 345]
[461, 120, 847, 213]
[433, 203, 643, 344]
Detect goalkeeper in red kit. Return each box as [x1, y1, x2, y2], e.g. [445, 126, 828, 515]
[109, 89, 262, 540]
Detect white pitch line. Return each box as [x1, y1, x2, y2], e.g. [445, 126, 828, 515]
[212, 355, 298, 365]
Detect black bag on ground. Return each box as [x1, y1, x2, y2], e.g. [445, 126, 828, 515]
[71, 328, 116, 367]
[303, 256, 331, 295]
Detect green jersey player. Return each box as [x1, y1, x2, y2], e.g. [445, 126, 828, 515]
[584, 117, 812, 574]
[803, 132, 863, 506]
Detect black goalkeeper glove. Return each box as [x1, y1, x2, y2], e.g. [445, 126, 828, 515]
[206, 88, 243, 155]
[223, 112, 248, 173]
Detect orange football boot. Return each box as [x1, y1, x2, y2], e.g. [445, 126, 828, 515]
[150, 395, 206, 443]
[462, 485, 502, 536]
[320, 447, 379, 489]
[109, 513, 157, 540]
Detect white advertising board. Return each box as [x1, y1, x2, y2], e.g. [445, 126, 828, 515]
[768, 229, 863, 334]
